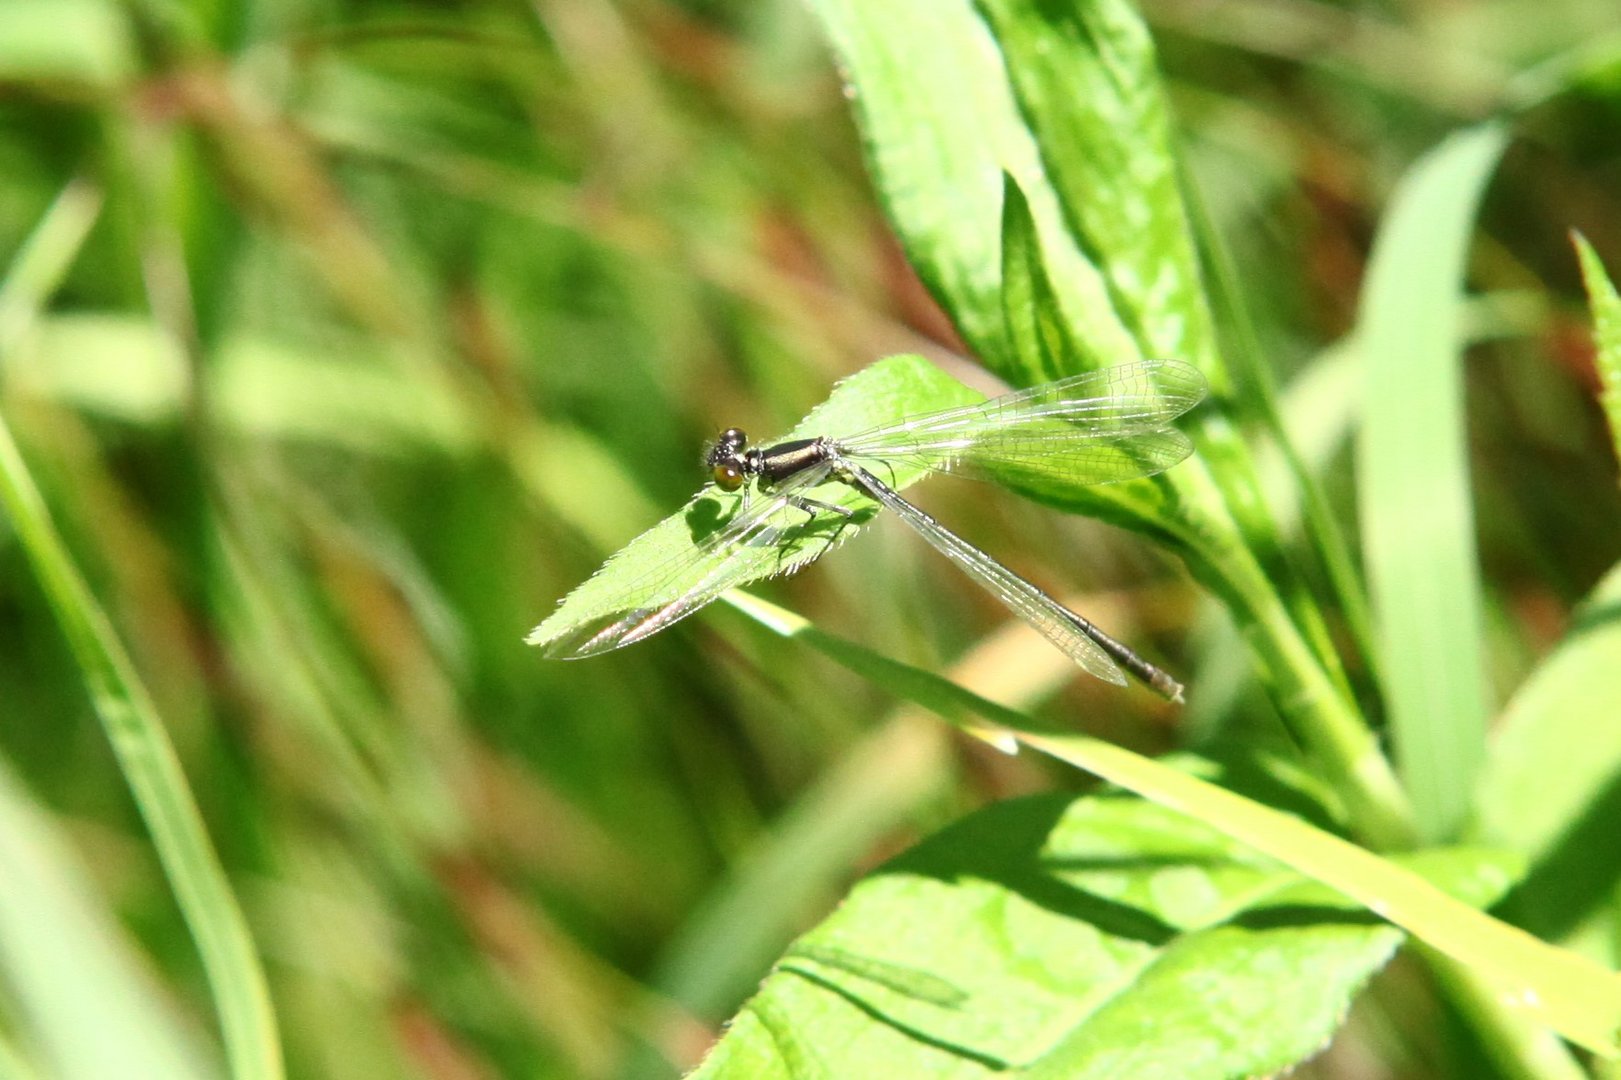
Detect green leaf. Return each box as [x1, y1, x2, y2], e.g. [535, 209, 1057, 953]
[694, 790, 1517, 1079]
[729, 593, 1621, 1056]
[1473, 560, 1621, 943]
[804, 0, 1135, 376]
[525, 355, 982, 652]
[998, 173, 1069, 385]
[1574, 233, 1621, 472]
[975, 0, 1218, 371]
[1355, 122, 1508, 842]
[967, 0, 1411, 846]
[822, 0, 1412, 851]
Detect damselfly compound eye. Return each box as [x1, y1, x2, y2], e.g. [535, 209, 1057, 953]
[713, 464, 744, 491]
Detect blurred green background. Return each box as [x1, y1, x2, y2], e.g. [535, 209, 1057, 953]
[2, 0, 1620, 1077]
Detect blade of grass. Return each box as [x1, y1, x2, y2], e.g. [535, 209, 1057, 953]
[1356, 123, 1507, 842]
[1427, 951, 1590, 1080]
[1574, 234, 1621, 472]
[727, 590, 1621, 1056]
[1184, 170, 1374, 699]
[0, 180, 101, 356]
[0, 182, 283, 1079]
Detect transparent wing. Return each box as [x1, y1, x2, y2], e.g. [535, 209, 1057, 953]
[839, 461, 1129, 687]
[541, 461, 839, 658]
[836, 358, 1206, 486]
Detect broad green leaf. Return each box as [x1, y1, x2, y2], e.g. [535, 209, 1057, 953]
[1355, 123, 1508, 842]
[1575, 234, 1621, 471]
[1473, 561, 1621, 944]
[730, 593, 1621, 1055]
[694, 790, 1518, 1079]
[804, 0, 1135, 377]
[526, 355, 982, 652]
[975, 0, 1218, 371]
[0, 757, 211, 1080]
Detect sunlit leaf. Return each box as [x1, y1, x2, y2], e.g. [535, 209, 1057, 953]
[1355, 122, 1508, 841]
[1473, 561, 1621, 944]
[1574, 233, 1621, 472]
[694, 790, 1518, 1079]
[525, 355, 981, 653]
[976, 0, 1218, 370]
[730, 593, 1621, 1057]
[805, 0, 1135, 377]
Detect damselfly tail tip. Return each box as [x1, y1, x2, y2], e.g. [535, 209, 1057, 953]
[1149, 672, 1186, 705]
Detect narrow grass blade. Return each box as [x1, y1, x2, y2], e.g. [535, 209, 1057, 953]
[0, 184, 283, 1078]
[0, 180, 101, 356]
[727, 592, 1621, 1055]
[1018, 730, 1620, 1058]
[1185, 172, 1374, 696]
[1356, 123, 1508, 841]
[1574, 233, 1621, 472]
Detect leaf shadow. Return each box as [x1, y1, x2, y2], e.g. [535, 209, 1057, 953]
[877, 795, 1180, 947]
[682, 491, 880, 557]
[775, 965, 1012, 1072]
[1497, 759, 1621, 942]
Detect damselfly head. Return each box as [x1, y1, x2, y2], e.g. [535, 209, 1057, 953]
[704, 427, 749, 491]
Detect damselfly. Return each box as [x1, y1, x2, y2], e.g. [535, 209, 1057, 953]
[539, 359, 1207, 700]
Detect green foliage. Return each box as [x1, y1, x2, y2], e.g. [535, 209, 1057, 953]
[1575, 234, 1621, 471]
[0, 185, 280, 1079]
[1354, 124, 1508, 842]
[2, 0, 1621, 1076]
[1474, 564, 1621, 942]
[697, 792, 1514, 1079]
[0, 759, 208, 1079]
[805, 0, 1137, 374]
[728, 592, 1621, 1058]
[526, 355, 980, 654]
